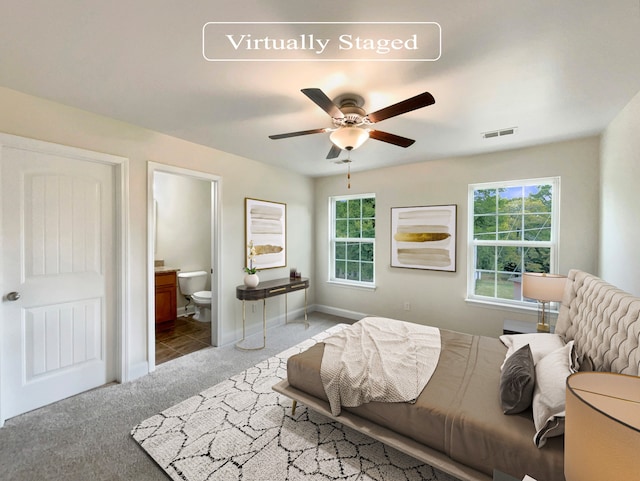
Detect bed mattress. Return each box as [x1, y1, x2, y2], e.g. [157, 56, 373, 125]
[286, 328, 564, 480]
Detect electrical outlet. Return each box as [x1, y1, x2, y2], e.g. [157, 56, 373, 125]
[403, 301, 411, 311]
[251, 304, 256, 313]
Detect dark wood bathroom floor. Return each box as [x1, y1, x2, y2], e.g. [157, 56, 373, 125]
[155, 316, 212, 365]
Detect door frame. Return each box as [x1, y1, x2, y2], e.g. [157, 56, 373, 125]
[146, 162, 222, 370]
[0, 132, 129, 426]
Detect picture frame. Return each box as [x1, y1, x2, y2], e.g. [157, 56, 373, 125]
[390, 204, 457, 271]
[245, 198, 286, 270]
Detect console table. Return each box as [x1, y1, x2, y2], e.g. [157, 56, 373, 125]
[235, 277, 309, 350]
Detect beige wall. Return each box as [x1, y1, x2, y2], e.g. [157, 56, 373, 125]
[0, 80, 625, 380]
[154, 171, 212, 312]
[600, 90, 640, 296]
[314, 136, 601, 336]
[0, 86, 315, 379]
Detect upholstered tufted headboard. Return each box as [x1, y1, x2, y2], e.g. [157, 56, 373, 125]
[555, 269, 640, 376]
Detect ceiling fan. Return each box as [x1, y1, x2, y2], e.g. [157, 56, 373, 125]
[269, 88, 435, 159]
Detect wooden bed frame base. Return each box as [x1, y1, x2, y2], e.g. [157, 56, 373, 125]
[273, 379, 491, 481]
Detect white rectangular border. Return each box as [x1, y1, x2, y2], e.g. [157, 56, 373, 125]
[202, 21, 442, 62]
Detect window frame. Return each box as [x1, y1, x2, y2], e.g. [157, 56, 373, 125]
[328, 193, 376, 288]
[466, 177, 560, 309]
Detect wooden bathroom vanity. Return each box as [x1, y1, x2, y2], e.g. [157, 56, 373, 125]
[155, 268, 179, 325]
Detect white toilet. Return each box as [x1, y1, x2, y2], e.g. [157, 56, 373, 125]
[177, 270, 212, 322]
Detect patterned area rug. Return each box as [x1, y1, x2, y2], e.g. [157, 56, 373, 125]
[131, 325, 460, 481]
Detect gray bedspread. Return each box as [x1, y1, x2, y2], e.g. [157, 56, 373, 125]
[287, 328, 564, 481]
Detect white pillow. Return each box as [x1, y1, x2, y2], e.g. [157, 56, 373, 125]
[531, 341, 575, 448]
[499, 333, 565, 369]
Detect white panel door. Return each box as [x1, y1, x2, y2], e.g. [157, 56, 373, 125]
[1, 141, 116, 421]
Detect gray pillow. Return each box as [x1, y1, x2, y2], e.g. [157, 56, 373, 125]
[500, 344, 536, 414]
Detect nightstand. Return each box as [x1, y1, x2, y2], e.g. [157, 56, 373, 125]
[493, 469, 519, 481]
[503, 319, 554, 335]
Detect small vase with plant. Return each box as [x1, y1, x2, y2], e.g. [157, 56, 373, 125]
[243, 241, 259, 287]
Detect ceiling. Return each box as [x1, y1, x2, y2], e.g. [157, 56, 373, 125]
[1, 1, 640, 177]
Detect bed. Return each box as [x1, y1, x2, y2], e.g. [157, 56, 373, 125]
[273, 270, 640, 481]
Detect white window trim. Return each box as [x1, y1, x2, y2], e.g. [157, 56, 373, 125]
[328, 193, 376, 288]
[466, 177, 561, 309]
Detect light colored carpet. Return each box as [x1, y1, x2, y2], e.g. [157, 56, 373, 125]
[0, 313, 346, 481]
[132, 324, 460, 481]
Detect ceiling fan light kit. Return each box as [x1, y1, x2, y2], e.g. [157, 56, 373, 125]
[329, 126, 370, 151]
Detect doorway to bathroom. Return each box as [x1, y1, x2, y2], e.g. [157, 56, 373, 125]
[147, 163, 221, 370]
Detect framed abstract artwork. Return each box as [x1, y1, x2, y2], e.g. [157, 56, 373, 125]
[245, 198, 286, 270]
[390, 204, 457, 271]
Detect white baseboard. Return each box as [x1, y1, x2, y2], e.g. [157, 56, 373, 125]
[217, 305, 366, 347]
[219, 306, 318, 347]
[127, 360, 150, 381]
[220, 320, 280, 348]
[313, 304, 368, 321]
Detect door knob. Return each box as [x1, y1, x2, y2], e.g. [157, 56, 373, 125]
[6, 291, 21, 301]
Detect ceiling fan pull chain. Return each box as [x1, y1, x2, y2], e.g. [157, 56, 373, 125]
[347, 163, 351, 189]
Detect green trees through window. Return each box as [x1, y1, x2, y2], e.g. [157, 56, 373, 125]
[331, 195, 375, 284]
[469, 179, 559, 303]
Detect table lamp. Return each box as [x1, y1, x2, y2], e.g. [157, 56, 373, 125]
[522, 272, 566, 332]
[565, 372, 640, 481]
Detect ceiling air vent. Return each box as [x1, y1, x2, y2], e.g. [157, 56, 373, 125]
[482, 127, 518, 139]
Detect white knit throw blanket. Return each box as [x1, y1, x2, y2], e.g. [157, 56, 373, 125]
[320, 316, 441, 416]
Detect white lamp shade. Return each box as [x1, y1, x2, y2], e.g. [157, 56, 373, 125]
[565, 372, 640, 481]
[329, 126, 369, 150]
[522, 272, 566, 302]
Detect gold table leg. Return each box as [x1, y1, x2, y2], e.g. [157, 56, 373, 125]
[235, 298, 267, 350]
[262, 298, 266, 347]
[284, 287, 309, 329]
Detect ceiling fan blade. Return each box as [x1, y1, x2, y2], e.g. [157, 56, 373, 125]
[269, 128, 326, 140]
[301, 88, 345, 119]
[369, 130, 416, 148]
[326, 144, 342, 159]
[367, 92, 435, 123]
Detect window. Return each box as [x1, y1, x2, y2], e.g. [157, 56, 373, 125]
[467, 177, 560, 306]
[330, 194, 375, 286]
